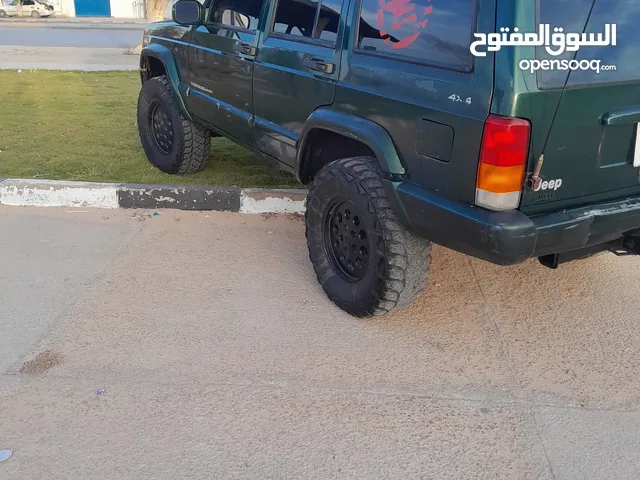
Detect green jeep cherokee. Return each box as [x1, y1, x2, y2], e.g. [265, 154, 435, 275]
[137, 0, 640, 317]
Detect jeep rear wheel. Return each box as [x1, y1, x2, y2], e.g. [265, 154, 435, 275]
[305, 157, 431, 317]
[137, 75, 211, 175]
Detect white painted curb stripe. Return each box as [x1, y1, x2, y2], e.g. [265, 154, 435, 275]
[0, 180, 119, 209]
[239, 190, 306, 214]
[0, 179, 308, 213]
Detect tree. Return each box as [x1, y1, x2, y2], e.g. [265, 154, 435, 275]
[146, 0, 171, 21]
[127, 0, 170, 53]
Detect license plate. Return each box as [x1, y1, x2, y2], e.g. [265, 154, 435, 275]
[634, 123, 640, 167]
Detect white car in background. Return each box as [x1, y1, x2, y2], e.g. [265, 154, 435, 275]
[0, 0, 55, 17]
[0, 1, 18, 16]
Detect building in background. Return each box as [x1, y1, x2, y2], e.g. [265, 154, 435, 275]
[46, 0, 145, 17]
[0, 0, 158, 18]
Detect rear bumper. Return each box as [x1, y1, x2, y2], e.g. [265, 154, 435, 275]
[387, 181, 640, 266]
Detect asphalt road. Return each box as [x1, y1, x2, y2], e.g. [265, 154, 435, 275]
[0, 24, 144, 48]
[0, 22, 144, 69]
[1, 206, 639, 479]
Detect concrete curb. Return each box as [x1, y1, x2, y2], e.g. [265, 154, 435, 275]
[0, 179, 307, 214]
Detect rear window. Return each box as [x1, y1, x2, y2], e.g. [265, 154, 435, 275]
[537, 0, 640, 89]
[355, 0, 476, 72]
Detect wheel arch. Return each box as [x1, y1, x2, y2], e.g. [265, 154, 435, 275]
[296, 109, 405, 184]
[140, 44, 191, 121]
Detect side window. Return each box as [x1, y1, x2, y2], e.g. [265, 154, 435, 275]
[210, 0, 264, 30]
[272, 0, 318, 38]
[356, 0, 476, 71]
[23, 0, 35, 5]
[316, 0, 342, 44]
[271, 0, 343, 45]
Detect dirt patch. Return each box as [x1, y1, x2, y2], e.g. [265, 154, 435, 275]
[286, 213, 304, 222]
[261, 212, 303, 222]
[19, 350, 63, 375]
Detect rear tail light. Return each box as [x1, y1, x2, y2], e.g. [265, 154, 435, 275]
[475, 115, 531, 211]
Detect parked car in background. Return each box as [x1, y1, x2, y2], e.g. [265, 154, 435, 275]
[0, 0, 55, 17]
[0, 1, 18, 16]
[23, 0, 55, 16]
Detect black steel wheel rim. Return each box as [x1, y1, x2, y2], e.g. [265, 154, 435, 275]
[324, 199, 370, 282]
[149, 102, 174, 154]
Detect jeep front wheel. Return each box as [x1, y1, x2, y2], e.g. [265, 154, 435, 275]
[137, 75, 211, 175]
[305, 157, 431, 317]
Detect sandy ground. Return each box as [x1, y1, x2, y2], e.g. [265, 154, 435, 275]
[0, 206, 639, 479]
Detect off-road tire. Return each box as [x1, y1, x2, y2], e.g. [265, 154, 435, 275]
[305, 157, 431, 317]
[137, 75, 211, 175]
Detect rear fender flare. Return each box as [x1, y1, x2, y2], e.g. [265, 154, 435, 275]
[296, 109, 405, 182]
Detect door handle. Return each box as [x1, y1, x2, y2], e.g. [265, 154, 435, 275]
[233, 43, 257, 56]
[303, 58, 335, 74]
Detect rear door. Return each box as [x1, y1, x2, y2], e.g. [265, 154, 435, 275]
[21, 0, 35, 15]
[252, 0, 345, 166]
[521, 0, 640, 210]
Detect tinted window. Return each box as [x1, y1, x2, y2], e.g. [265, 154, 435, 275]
[536, 0, 640, 88]
[568, 0, 640, 86]
[210, 0, 264, 30]
[536, 0, 596, 89]
[273, 0, 318, 38]
[316, 0, 342, 43]
[356, 0, 476, 71]
[272, 0, 342, 44]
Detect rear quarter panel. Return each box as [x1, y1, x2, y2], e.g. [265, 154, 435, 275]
[333, 0, 495, 205]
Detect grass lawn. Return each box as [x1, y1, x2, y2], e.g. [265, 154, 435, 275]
[0, 70, 300, 188]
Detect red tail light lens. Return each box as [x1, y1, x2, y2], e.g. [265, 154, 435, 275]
[480, 115, 531, 167]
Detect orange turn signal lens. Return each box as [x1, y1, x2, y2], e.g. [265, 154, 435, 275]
[476, 163, 526, 194]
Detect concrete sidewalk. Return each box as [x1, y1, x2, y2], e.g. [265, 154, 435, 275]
[0, 46, 138, 71]
[1, 206, 639, 478]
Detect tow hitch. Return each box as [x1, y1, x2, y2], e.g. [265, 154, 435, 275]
[610, 235, 640, 256]
[539, 234, 640, 269]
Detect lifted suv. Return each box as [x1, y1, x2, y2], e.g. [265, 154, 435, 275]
[137, 0, 640, 317]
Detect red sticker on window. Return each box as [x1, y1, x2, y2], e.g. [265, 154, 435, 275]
[376, 0, 433, 49]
